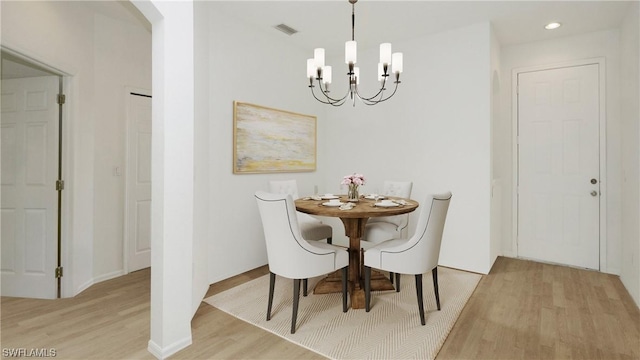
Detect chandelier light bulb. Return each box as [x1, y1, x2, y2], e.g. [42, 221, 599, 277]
[377, 63, 384, 82]
[323, 66, 332, 85]
[345, 41, 357, 65]
[379, 43, 392, 66]
[392, 53, 403, 74]
[307, 59, 315, 79]
[314, 48, 325, 68]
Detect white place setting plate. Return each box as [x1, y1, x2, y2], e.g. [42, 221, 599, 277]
[323, 201, 344, 207]
[320, 195, 339, 200]
[375, 201, 399, 207]
[364, 194, 385, 200]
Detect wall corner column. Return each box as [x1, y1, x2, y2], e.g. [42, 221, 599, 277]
[132, 1, 195, 358]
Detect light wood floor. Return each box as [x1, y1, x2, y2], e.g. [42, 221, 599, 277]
[1, 257, 638, 359]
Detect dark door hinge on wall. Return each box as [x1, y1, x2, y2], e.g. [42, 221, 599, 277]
[56, 180, 64, 191]
[55, 266, 63, 278]
[57, 94, 66, 105]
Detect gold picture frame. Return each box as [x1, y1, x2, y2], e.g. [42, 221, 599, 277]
[233, 101, 317, 174]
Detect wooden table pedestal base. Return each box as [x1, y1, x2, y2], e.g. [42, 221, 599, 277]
[313, 270, 396, 309]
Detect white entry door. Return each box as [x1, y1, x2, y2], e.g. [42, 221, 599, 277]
[126, 91, 152, 272]
[517, 64, 600, 270]
[1, 76, 59, 299]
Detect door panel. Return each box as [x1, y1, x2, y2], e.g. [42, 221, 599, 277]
[127, 92, 152, 272]
[518, 64, 600, 270]
[1, 76, 59, 299]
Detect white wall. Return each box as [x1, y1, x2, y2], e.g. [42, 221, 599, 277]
[93, 12, 152, 280]
[490, 25, 503, 270]
[202, 18, 495, 277]
[204, 4, 328, 283]
[192, 0, 211, 317]
[619, 2, 640, 307]
[1, 1, 151, 295]
[501, 29, 623, 274]
[323, 23, 494, 274]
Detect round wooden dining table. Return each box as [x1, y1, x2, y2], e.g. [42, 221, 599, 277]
[295, 195, 419, 309]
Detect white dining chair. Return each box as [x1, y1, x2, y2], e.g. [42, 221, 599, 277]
[362, 181, 412, 283]
[269, 179, 333, 244]
[255, 191, 349, 334]
[363, 180, 413, 244]
[364, 191, 452, 325]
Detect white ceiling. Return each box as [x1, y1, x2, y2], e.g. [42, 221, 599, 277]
[213, 0, 633, 56]
[2, 1, 632, 79]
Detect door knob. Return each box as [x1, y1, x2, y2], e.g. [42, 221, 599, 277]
[590, 178, 598, 184]
[591, 191, 598, 197]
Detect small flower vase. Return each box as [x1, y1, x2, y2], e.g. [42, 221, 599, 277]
[347, 184, 359, 202]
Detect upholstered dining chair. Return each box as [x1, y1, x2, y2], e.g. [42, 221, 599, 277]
[269, 180, 333, 244]
[364, 191, 452, 325]
[255, 191, 349, 334]
[363, 181, 413, 244]
[362, 181, 413, 283]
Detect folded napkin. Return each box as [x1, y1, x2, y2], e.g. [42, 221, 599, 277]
[339, 203, 355, 210]
[311, 195, 322, 201]
[393, 199, 408, 205]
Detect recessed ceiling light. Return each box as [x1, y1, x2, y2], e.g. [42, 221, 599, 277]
[544, 22, 562, 30]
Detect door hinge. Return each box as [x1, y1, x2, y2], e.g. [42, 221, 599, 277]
[56, 180, 64, 191]
[55, 266, 63, 278]
[57, 94, 66, 105]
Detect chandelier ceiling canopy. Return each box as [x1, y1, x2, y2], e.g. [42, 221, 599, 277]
[306, 0, 403, 107]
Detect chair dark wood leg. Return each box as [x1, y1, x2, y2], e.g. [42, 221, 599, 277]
[303, 279, 308, 297]
[432, 267, 441, 310]
[415, 274, 426, 325]
[360, 248, 365, 278]
[327, 236, 333, 244]
[342, 267, 348, 312]
[390, 272, 394, 284]
[291, 279, 301, 334]
[364, 266, 372, 312]
[395, 273, 401, 292]
[267, 272, 275, 321]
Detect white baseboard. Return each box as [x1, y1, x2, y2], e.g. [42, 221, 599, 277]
[73, 270, 126, 296]
[75, 279, 94, 296]
[148, 336, 192, 360]
[93, 270, 126, 284]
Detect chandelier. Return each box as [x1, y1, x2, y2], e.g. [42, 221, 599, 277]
[306, 0, 403, 107]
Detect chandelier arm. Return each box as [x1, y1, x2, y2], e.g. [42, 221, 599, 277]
[317, 80, 350, 103]
[354, 76, 388, 102]
[356, 81, 400, 105]
[310, 86, 348, 106]
[353, 74, 389, 103]
[353, 86, 383, 104]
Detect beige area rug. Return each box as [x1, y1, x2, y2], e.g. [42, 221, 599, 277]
[204, 267, 481, 360]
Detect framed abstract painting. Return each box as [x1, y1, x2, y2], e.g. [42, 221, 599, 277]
[233, 101, 317, 174]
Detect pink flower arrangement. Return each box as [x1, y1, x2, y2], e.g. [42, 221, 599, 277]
[341, 173, 366, 186]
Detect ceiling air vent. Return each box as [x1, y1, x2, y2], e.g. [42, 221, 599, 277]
[274, 23, 298, 36]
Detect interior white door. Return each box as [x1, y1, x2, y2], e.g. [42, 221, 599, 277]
[126, 92, 152, 272]
[1, 76, 59, 299]
[517, 64, 600, 270]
